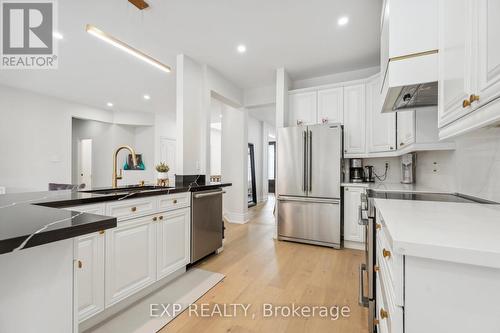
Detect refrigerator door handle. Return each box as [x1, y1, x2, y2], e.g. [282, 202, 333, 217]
[308, 130, 312, 192]
[303, 130, 308, 193]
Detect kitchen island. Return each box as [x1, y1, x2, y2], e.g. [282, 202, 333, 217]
[0, 182, 231, 333]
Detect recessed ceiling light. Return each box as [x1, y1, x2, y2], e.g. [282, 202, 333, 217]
[337, 16, 349, 26]
[143, 94, 151, 100]
[86, 24, 171, 73]
[53, 32, 63, 40]
[107, 102, 113, 107]
[237, 44, 247, 53]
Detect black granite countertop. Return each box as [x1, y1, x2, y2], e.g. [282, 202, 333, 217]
[0, 182, 231, 255]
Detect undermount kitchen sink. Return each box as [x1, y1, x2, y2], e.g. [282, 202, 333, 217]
[81, 185, 172, 196]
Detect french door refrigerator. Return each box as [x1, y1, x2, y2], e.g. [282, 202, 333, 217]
[277, 124, 343, 249]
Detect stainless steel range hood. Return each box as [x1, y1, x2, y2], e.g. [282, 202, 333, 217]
[385, 81, 438, 112]
[381, 50, 439, 113]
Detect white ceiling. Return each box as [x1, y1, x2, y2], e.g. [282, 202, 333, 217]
[0, 0, 382, 115]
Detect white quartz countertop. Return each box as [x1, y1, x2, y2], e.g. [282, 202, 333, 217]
[341, 182, 452, 193]
[374, 199, 500, 269]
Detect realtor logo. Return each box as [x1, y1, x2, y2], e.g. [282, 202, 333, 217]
[1, 0, 58, 69]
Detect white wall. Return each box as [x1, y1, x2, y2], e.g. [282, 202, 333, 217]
[0, 84, 163, 193]
[222, 105, 248, 223]
[210, 128, 222, 175]
[416, 127, 500, 202]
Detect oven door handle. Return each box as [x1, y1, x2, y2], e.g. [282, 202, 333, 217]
[359, 263, 369, 307]
[358, 205, 368, 225]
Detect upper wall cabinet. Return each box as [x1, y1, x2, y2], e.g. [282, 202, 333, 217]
[288, 91, 317, 126]
[317, 87, 344, 124]
[344, 84, 366, 154]
[439, 0, 500, 138]
[366, 76, 396, 153]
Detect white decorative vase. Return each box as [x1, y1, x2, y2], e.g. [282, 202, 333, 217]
[157, 172, 168, 180]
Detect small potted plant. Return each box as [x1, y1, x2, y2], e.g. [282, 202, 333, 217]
[155, 162, 170, 186]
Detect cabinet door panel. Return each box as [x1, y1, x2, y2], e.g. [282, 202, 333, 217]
[344, 187, 364, 243]
[476, 0, 500, 108]
[317, 87, 343, 124]
[105, 216, 156, 307]
[157, 208, 190, 280]
[397, 111, 415, 148]
[344, 84, 366, 154]
[366, 77, 396, 153]
[75, 232, 104, 322]
[438, 0, 474, 127]
[288, 92, 317, 126]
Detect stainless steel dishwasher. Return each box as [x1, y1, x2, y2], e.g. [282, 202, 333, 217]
[190, 188, 224, 263]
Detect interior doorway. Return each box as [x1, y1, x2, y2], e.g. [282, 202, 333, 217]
[268, 141, 276, 194]
[78, 139, 92, 188]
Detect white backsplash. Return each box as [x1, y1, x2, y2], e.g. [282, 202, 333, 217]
[417, 126, 500, 202]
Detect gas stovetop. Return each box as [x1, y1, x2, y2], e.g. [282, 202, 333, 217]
[368, 191, 494, 204]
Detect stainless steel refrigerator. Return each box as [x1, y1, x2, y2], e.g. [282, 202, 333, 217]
[277, 124, 343, 248]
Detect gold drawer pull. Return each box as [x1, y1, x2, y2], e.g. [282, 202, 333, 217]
[173, 199, 178, 204]
[131, 207, 137, 212]
[159, 216, 164, 220]
[462, 99, 471, 108]
[152, 216, 158, 221]
[77, 260, 83, 269]
[98, 230, 105, 235]
[376, 223, 382, 230]
[383, 248, 391, 258]
[380, 308, 389, 319]
[469, 94, 480, 103]
[374, 265, 380, 272]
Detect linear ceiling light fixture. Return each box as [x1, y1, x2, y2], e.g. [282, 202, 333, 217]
[85, 24, 171, 73]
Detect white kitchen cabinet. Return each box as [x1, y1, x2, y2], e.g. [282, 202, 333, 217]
[438, 0, 474, 128]
[343, 187, 364, 243]
[396, 110, 415, 148]
[288, 91, 317, 126]
[366, 76, 396, 153]
[343, 84, 366, 154]
[75, 232, 105, 322]
[157, 208, 191, 280]
[476, 0, 500, 109]
[317, 87, 343, 124]
[438, 0, 500, 138]
[105, 215, 157, 307]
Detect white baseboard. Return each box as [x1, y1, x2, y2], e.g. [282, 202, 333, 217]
[224, 211, 249, 224]
[344, 240, 365, 251]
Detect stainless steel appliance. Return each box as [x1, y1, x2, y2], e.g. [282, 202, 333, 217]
[190, 189, 224, 263]
[277, 124, 343, 248]
[401, 153, 416, 184]
[359, 189, 494, 332]
[349, 158, 364, 183]
[364, 165, 375, 183]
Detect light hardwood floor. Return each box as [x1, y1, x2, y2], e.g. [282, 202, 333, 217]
[161, 195, 368, 333]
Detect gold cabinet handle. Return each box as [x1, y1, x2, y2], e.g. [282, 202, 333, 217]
[462, 99, 471, 108]
[77, 260, 83, 269]
[399, 142, 404, 146]
[131, 207, 137, 212]
[469, 94, 480, 103]
[159, 216, 164, 220]
[383, 248, 391, 258]
[376, 223, 382, 230]
[173, 199, 178, 204]
[374, 265, 380, 272]
[380, 308, 389, 319]
[152, 216, 158, 221]
[374, 318, 380, 325]
[98, 230, 105, 235]
[390, 146, 394, 150]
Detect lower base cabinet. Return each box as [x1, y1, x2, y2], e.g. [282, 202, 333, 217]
[76, 232, 105, 322]
[105, 215, 157, 307]
[157, 207, 191, 280]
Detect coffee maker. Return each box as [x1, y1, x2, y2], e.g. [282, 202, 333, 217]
[349, 159, 364, 183]
[401, 153, 416, 184]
